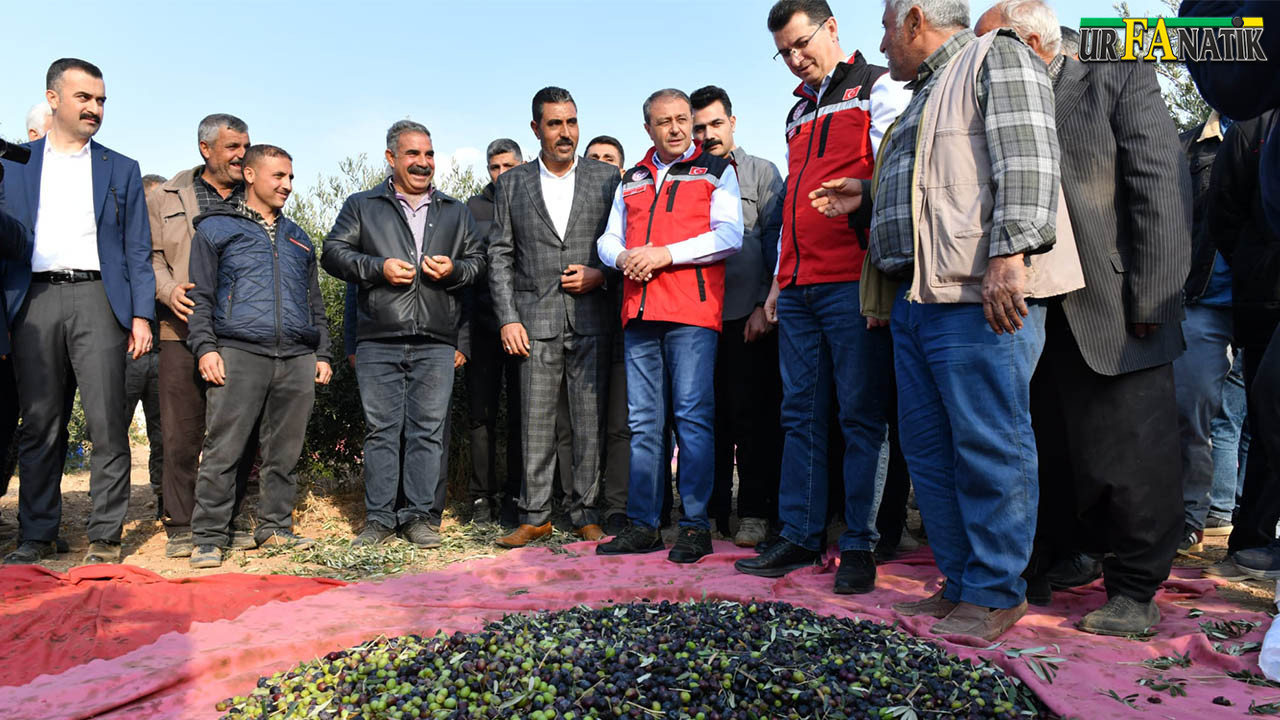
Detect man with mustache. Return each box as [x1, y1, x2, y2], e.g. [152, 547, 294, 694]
[0, 58, 155, 565]
[690, 85, 786, 547]
[323, 120, 486, 549]
[185, 144, 331, 568]
[488, 87, 621, 547]
[595, 88, 744, 563]
[148, 113, 260, 559]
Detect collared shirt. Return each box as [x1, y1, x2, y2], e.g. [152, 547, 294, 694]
[596, 143, 744, 270]
[32, 137, 99, 272]
[1047, 53, 1066, 84]
[239, 199, 279, 243]
[869, 29, 1060, 276]
[390, 179, 432, 259]
[193, 170, 239, 213]
[538, 155, 577, 239]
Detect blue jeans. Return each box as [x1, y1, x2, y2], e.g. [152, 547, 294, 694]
[355, 339, 455, 529]
[776, 282, 891, 552]
[1209, 352, 1249, 520]
[624, 321, 717, 530]
[1174, 304, 1235, 530]
[891, 294, 1046, 609]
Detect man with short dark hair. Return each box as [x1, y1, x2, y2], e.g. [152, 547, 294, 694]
[586, 136, 625, 174]
[488, 87, 621, 547]
[149, 113, 258, 559]
[1, 58, 155, 566]
[186, 145, 331, 568]
[690, 85, 785, 547]
[323, 120, 486, 549]
[596, 88, 743, 563]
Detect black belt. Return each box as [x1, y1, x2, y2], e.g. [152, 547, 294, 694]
[32, 270, 102, 284]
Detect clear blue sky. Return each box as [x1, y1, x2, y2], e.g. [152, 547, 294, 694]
[0, 0, 1122, 195]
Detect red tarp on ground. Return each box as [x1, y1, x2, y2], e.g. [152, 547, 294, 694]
[0, 564, 344, 687]
[0, 544, 1273, 719]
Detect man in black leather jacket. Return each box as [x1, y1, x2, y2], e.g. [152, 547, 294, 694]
[321, 120, 485, 549]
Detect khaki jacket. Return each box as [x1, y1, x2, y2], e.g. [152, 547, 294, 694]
[148, 166, 202, 340]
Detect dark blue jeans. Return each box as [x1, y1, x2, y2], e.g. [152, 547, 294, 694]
[776, 282, 892, 552]
[892, 294, 1046, 609]
[624, 321, 717, 530]
[355, 339, 455, 529]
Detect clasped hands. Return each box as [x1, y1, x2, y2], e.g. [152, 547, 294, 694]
[616, 244, 672, 283]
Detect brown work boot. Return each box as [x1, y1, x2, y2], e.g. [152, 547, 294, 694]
[496, 522, 552, 548]
[575, 524, 605, 541]
[893, 586, 957, 618]
[931, 601, 1028, 642]
[83, 541, 123, 565]
[1077, 595, 1160, 637]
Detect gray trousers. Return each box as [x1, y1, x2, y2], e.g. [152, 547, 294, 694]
[518, 331, 608, 526]
[192, 347, 314, 547]
[125, 348, 163, 496]
[12, 280, 131, 544]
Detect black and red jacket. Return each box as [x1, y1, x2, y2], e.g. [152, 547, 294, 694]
[620, 144, 732, 332]
[779, 51, 891, 288]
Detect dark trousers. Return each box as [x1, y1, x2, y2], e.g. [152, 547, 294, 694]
[710, 316, 783, 523]
[158, 340, 258, 532]
[193, 348, 314, 547]
[518, 331, 607, 527]
[1031, 304, 1182, 602]
[1230, 330, 1280, 552]
[603, 332, 630, 516]
[12, 280, 131, 544]
[875, 393, 911, 550]
[125, 348, 163, 497]
[0, 357, 18, 498]
[465, 321, 522, 503]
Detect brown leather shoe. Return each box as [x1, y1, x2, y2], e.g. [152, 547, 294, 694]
[893, 586, 957, 618]
[930, 601, 1028, 642]
[496, 522, 552, 548]
[576, 524, 605, 541]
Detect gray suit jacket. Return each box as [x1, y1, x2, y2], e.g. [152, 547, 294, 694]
[488, 156, 621, 340]
[1054, 58, 1191, 376]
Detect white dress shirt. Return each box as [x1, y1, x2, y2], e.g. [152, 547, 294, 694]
[596, 144, 744, 270]
[32, 138, 99, 272]
[538, 155, 577, 239]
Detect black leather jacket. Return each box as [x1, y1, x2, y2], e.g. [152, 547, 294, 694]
[321, 179, 485, 347]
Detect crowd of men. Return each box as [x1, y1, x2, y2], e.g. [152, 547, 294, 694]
[1, 0, 1278, 643]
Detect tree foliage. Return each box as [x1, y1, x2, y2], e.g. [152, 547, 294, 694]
[1114, 0, 1212, 131]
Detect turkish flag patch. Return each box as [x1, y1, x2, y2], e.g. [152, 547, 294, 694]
[690, 167, 707, 175]
[843, 85, 863, 101]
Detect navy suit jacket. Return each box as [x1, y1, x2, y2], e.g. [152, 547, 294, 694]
[0, 137, 155, 338]
[0, 183, 33, 355]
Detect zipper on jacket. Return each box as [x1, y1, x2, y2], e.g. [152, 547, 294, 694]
[271, 226, 283, 353]
[695, 267, 706, 302]
[789, 103, 821, 285]
[665, 181, 681, 212]
[637, 166, 673, 319]
[227, 279, 236, 318]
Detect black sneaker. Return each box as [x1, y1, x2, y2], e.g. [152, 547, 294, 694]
[401, 520, 442, 549]
[834, 550, 876, 594]
[669, 526, 713, 564]
[735, 539, 821, 578]
[3, 539, 58, 565]
[1235, 544, 1280, 580]
[352, 521, 396, 548]
[1177, 526, 1205, 556]
[596, 525, 665, 555]
[1045, 551, 1103, 590]
[604, 513, 629, 537]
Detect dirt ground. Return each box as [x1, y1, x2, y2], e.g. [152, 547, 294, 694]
[0, 444, 1276, 614]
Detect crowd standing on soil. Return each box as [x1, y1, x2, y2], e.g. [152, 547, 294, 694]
[2, 0, 1279, 644]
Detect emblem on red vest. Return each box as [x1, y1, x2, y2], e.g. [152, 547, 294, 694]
[793, 104, 805, 120]
[842, 85, 863, 101]
[690, 167, 707, 175]
[633, 169, 649, 180]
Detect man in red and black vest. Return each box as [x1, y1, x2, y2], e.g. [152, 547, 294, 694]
[735, 0, 910, 594]
[595, 88, 743, 564]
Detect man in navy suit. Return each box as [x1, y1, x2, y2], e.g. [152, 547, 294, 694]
[0, 58, 155, 565]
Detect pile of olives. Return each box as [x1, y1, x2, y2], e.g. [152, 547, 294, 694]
[217, 600, 1047, 719]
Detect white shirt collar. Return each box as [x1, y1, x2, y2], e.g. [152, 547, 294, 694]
[652, 143, 696, 170]
[538, 154, 577, 180]
[44, 135, 91, 158]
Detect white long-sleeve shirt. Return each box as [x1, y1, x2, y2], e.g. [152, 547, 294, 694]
[597, 144, 744, 270]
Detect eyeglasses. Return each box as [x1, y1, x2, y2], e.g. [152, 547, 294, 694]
[772, 22, 826, 62]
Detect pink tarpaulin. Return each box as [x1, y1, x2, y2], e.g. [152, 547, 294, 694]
[1, 542, 1273, 719]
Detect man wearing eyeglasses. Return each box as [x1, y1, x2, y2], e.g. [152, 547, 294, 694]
[735, 0, 909, 595]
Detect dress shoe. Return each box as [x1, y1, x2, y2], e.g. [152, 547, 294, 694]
[596, 525, 664, 555]
[3, 539, 58, 565]
[1077, 595, 1160, 637]
[931, 601, 1028, 642]
[834, 550, 876, 594]
[603, 513, 629, 536]
[893, 586, 957, 618]
[402, 520, 442, 548]
[1044, 551, 1103, 590]
[472, 496, 498, 523]
[668, 527, 713, 564]
[734, 539, 820, 578]
[496, 522, 552, 548]
[190, 544, 223, 569]
[353, 521, 396, 548]
[734, 518, 769, 548]
[256, 531, 315, 551]
[575, 524, 606, 542]
[83, 540, 122, 564]
[165, 531, 194, 559]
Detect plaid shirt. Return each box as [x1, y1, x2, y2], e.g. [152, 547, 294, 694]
[869, 29, 1060, 276]
[193, 170, 243, 214]
[239, 199, 279, 243]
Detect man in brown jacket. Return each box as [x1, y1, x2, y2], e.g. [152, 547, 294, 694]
[148, 113, 258, 558]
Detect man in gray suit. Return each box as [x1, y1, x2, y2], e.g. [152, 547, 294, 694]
[488, 87, 621, 547]
[977, 0, 1192, 636]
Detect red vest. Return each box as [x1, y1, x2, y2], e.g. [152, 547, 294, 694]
[779, 51, 889, 288]
[619, 144, 731, 332]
